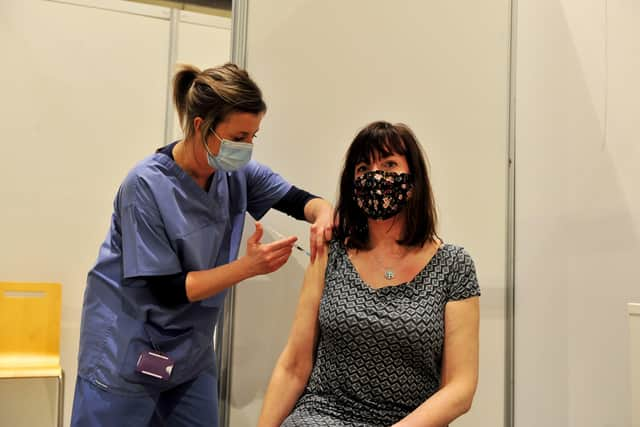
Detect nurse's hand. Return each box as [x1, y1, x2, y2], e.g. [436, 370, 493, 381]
[302, 198, 334, 262]
[309, 213, 333, 263]
[245, 222, 297, 275]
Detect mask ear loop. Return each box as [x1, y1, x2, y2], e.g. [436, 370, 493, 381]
[202, 128, 219, 157]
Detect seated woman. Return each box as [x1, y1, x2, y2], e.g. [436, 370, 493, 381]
[259, 121, 480, 427]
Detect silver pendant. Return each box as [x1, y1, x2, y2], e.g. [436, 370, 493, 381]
[384, 269, 395, 280]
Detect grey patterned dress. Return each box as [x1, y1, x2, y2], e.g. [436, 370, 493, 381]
[282, 240, 480, 427]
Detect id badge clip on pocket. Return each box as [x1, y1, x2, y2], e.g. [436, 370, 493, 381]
[136, 351, 175, 381]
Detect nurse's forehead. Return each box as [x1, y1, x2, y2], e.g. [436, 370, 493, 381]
[220, 111, 263, 132]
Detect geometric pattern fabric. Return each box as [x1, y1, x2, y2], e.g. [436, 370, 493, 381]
[283, 240, 480, 426]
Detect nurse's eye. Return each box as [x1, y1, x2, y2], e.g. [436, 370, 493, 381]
[233, 133, 258, 143]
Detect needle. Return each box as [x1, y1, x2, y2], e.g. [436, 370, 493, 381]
[263, 225, 310, 256]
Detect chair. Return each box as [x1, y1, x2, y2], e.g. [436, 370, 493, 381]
[0, 282, 64, 427]
[630, 303, 640, 427]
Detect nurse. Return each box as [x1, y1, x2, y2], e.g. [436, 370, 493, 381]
[70, 63, 332, 426]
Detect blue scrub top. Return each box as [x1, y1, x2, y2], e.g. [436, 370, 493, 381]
[77, 152, 291, 395]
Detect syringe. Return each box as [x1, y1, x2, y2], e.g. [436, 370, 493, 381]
[263, 225, 310, 256]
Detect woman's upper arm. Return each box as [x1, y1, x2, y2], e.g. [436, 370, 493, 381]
[280, 248, 328, 372]
[441, 296, 480, 390]
[441, 246, 481, 388]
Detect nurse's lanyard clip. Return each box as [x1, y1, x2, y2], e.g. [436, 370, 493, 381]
[136, 324, 175, 381]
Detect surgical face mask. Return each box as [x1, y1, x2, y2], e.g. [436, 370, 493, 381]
[354, 170, 413, 220]
[204, 130, 253, 171]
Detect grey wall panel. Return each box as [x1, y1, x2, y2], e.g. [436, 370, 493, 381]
[230, 1, 512, 426]
[514, 1, 640, 426]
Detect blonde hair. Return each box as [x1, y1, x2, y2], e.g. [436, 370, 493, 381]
[172, 63, 266, 142]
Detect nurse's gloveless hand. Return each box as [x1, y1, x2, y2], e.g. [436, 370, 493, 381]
[309, 217, 333, 263]
[245, 222, 297, 276]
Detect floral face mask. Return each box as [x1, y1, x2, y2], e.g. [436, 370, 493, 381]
[354, 170, 413, 220]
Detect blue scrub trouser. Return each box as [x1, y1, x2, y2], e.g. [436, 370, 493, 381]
[70, 369, 218, 427]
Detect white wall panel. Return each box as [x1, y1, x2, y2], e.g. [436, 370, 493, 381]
[171, 13, 232, 141]
[1, 1, 167, 425]
[230, 1, 512, 426]
[0, 1, 227, 425]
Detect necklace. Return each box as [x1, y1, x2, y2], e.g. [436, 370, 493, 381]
[371, 248, 407, 281]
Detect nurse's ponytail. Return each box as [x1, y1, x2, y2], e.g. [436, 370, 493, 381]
[173, 64, 200, 129]
[172, 63, 266, 142]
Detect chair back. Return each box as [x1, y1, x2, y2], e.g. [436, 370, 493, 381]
[0, 282, 62, 358]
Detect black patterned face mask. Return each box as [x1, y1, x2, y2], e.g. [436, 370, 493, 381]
[354, 170, 413, 220]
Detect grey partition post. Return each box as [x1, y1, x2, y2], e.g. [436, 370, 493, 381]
[216, 2, 249, 426]
[163, 8, 179, 144]
[505, 0, 517, 426]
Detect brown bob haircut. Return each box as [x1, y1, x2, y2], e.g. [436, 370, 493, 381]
[334, 121, 438, 250]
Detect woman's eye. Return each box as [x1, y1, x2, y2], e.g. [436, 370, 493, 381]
[356, 165, 367, 173]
